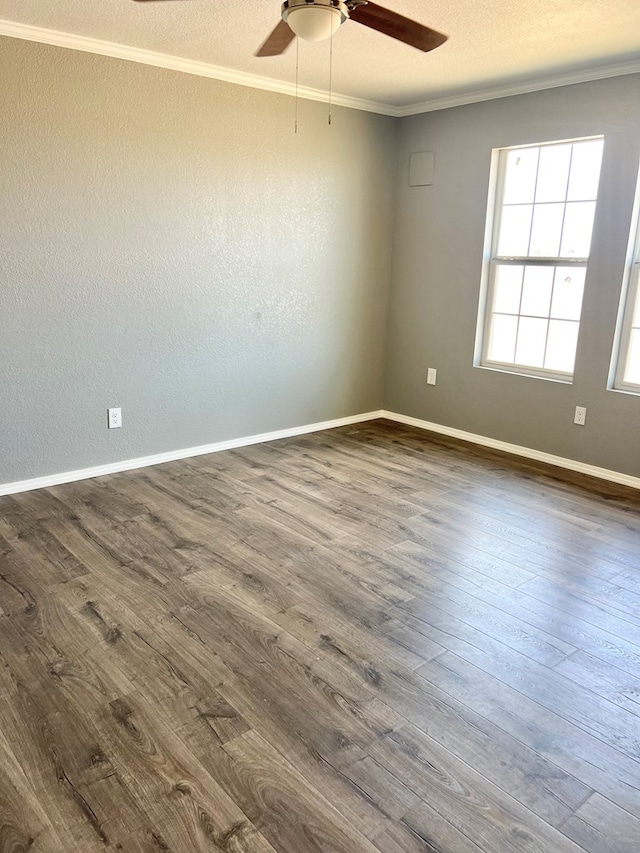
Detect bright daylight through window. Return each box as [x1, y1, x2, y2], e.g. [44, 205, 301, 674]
[612, 181, 640, 393]
[478, 137, 604, 380]
[617, 279, 640, 387]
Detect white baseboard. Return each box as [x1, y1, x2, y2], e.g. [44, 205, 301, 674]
[0, 410, 385, 497]
[382, 410, 640, 491]
[2, 408, 637, 496]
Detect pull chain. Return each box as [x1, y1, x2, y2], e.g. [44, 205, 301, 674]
[328, 28, 334, 126]
[295, 37, 300, 134]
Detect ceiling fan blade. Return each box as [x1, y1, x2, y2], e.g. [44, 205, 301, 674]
[348, 1, 447, 52]
[256, 20, 296, 57]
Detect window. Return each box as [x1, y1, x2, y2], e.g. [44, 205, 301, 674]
[612, 171, 640, 393]
[477, 137, 605, 381]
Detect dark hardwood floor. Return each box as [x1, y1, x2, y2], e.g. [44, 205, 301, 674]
[1, 419, 639, 852]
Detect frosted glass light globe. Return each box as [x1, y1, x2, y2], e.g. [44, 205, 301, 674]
[285, 4, 345, 42]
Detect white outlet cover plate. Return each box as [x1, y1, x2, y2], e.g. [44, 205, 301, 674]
[574, 406, 587, 425]
[108, 407, 122, 429]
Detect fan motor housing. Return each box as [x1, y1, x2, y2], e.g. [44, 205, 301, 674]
[282, 0, 349, 13]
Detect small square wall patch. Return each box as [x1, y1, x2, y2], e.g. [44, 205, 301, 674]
[409, 151, 435, 186]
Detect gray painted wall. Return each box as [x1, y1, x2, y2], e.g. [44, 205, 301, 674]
[3, 36, 639, 488]
[386, 75, 640, 478]
[1, 38, 396, 486]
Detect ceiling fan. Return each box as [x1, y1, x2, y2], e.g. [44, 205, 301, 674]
[132, 0, 448, 58]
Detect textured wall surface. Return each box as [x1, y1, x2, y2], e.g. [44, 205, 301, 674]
[4, 37, 639, 487]
[386, 75, 640, 477]
[0, 37, 396, 485]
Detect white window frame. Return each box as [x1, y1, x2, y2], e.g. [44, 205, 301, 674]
[475, 136, 604, 383]
[610, 162, 640, 395]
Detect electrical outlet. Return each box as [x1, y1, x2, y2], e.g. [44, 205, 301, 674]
[574, 406, 586, 426]
[426, 368, 437, 386]
[108, 407, 122, 429]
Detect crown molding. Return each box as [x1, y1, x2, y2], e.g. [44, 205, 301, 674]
[0, 19, 397, 116]
[2, 19, 640, 120]
[396, 57, 640, 116]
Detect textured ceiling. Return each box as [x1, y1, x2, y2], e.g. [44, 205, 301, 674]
[1, 0, 639, 109]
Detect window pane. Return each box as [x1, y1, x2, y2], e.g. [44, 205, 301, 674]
[488, 314, 518, 363]
[624, 329, 640, 384]
[567, 139, 604, 201]
[521, 266, 553, 317]
[535, 144, 571, 203]
[633, 286, 640, 326]
[497, 205, 533, 255]
[544, 320, 579, 373]
[481, 137, 602, 379]
[560, 202, 596, 257]
[503, 148, 539, 204]
[550, 267, 586, 320]
[493, 265, 523, 313]
[515, 317, 547, 367]
[529, 203, 564, 257]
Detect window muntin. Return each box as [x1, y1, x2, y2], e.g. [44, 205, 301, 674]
[479, 137, 604, 381]
[610, 155, 640, 395]
[626, 286, 640, 385]
[613, 257, 640, 392]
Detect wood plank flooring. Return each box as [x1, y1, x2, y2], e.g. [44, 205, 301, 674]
[1, 419, 639, 852]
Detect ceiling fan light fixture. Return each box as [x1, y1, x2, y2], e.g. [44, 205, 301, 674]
[282, 0, 349, 42]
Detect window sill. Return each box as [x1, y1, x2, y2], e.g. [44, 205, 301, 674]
[474, 362, 574, 384]
[608, 385, 640, 398]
